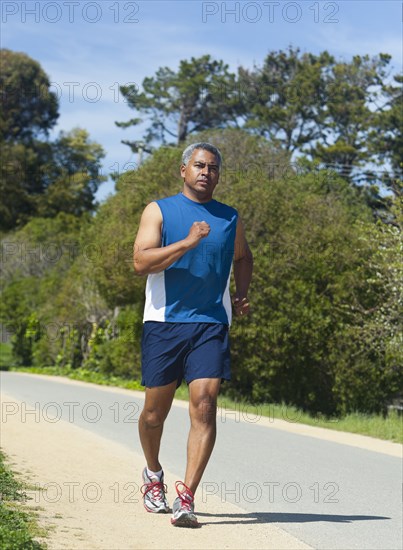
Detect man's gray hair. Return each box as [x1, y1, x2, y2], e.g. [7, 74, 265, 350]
[181, 142, 222, 169]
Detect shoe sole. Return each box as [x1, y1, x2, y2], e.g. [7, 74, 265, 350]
[143, 504, 170, 514]
[171, 516, 200, 528]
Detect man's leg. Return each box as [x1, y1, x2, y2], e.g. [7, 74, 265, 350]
[184, 377, 221, 494]
[139, 380, 177, 471]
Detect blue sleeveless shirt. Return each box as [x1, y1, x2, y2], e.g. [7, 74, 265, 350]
[143, 192, 238, 324]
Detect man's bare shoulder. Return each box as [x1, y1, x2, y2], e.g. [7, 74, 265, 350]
[141, 201, 163, 221]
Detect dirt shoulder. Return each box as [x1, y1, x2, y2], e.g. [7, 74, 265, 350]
[1, 390, 312, 550]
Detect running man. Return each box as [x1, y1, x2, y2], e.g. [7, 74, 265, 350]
[133, 142, 253, 527]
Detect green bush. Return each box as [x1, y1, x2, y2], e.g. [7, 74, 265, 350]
[83, 306, 142, 379]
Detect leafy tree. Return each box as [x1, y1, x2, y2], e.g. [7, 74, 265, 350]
[1, 129, 106, 230]
[0, 213, 83, 364]
[310, 53, 392, 181]
[46, 245, 112, 369]
[0, 277, 41, 365]
[330, 193, 403, 413]
[2, 218, 141, 374]
[37, 128, 106, 217]
[117, 55, 240, 147]
[0, 50, 105, 231]
[0, 48, 59, 143]
[0, 142, 48, 230]
[221, 164, 374, 414]
[374, 74, 403, 193]
[238, 48, 395, 194]
[238, 46, 332, 152]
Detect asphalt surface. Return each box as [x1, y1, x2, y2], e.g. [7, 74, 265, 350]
[1, 372, 402, 550]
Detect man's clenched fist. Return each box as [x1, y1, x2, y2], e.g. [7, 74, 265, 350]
[186, 221, 210, 248]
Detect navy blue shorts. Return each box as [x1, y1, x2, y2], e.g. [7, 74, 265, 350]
[141, 322, 231, 388]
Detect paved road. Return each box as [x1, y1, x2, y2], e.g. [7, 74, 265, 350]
[1, 372, 402, 550]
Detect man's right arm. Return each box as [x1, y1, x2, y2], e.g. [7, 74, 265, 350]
[133, 202, 210, 276]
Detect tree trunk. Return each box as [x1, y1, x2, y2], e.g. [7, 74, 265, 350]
[177, 108, 188, 144]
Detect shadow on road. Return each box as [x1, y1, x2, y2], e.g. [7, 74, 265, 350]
[197, 511, 391, 526]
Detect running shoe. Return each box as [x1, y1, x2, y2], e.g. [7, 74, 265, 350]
[171, 481, 199, 528]
[140, 467, 169, 513]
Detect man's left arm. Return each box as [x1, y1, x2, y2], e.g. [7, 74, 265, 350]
[232, 216, 253, 316]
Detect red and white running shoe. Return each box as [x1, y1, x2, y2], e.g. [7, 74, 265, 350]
[141, 467, 169, 513]
[171, 481, 199, 528]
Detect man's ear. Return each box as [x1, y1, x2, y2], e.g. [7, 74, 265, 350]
[180, 164, 186, 179]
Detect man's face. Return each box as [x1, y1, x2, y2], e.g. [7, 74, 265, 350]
[180, 149, 220, 201]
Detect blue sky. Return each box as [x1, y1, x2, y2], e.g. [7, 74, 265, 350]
[2, 0, 402, 201]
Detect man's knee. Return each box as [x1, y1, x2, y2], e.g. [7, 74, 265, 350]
[141, 408, 167, 428]
[191, 394, 218, 425]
